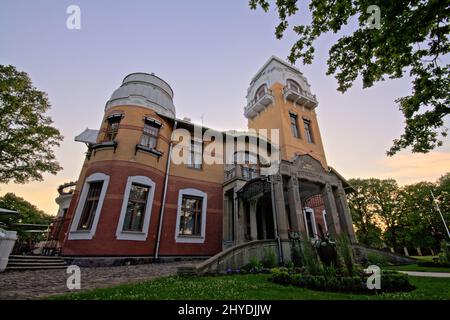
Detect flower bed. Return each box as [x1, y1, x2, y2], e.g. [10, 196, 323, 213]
[269, 267, 415, 294]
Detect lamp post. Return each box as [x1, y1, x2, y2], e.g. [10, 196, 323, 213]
[431, 190, 450, 240]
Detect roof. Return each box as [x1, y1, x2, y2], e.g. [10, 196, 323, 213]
[250, 55, 303, 84]
[75, 128, 99, 144]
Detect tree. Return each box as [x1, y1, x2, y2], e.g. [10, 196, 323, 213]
[347, 178, 383, 248]
[0, 65, 63, 184]
[249, 0, 449, 155]
[0, 192, 53, 243]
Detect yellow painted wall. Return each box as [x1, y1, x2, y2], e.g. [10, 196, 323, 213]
[247, 83, 328, 169]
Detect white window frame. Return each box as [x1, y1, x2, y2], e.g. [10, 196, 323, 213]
[322, 210, 328, 233]
[303, 207, 318, 239]
[68, 173, 110, 240]
[175, 188, 207, 243]
[116, 176, 156, 241]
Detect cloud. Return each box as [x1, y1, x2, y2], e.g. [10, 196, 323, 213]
[379, 151, 450, 185]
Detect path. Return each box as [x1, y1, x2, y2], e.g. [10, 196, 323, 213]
[0, 261, 186, 300]
[399, 271, 450, 278]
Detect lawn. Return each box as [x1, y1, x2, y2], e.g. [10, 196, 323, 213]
[50, 274, 450, 300]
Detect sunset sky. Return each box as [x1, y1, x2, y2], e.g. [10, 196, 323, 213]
[1, 0, 449, 215]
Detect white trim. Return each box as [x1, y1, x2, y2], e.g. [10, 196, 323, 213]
[68, 173, 110, 240]
[175, 188, 207, 243]
[322, 210, 328, 233]
[115, 176, 156, 241]
[303, 207, 318, 239]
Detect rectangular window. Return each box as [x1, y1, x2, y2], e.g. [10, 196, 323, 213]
[140, 122, 160, 149]
[77, 181, 103, 230]
[187, 140, 202, 169]
[122, 183, 150, 232]
[104, 117, 121, 142]
[304, 119, 314, 143]
[290, 113, 300, 138]
[178, 195, 203, 236]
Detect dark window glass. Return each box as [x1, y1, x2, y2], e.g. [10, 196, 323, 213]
[77, 181, 103, 230]
[304, 119, 314, 143]
[305, 210, 315, 238]
[140, 122, 160, 149]
[178, 195, 203, 236]
[104, 117, 120, 142]
[122, 183, 150, 232]
[290, 114, 300, 138]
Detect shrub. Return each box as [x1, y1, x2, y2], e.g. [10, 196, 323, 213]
[269, 268, 292, 285]
[336, 235, 355, 276]
[380, 271, 415, 293]
[301, 236, 320, 275]
[417, 261, 450, 268]
[261, 250, 277, 268]
[438, 240, 450, 264]
[248, 257, 263, 273]
[291, 244, 303, 267]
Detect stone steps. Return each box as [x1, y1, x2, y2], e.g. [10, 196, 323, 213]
[6, 255, 67, 271]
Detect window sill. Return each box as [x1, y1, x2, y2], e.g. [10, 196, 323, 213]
[135, 144, 163, 157]
[92, 141, 118, 152]
[116, 230, 147, 241]
[68, 230, 94, 240]
[175, 234, 205, 243]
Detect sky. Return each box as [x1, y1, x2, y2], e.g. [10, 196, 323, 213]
[0, 0, 448, 215]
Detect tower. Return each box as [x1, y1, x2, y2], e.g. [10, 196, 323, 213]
[244, 56, 328, 169]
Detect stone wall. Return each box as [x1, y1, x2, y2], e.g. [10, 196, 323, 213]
[352, 244, 416, 265]
[178, 239, 279, 275]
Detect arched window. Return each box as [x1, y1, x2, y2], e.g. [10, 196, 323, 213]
[287, 79, 301, 93]
[255, 84, 268, 100]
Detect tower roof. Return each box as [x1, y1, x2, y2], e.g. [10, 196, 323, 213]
[105, 72, 176, 118]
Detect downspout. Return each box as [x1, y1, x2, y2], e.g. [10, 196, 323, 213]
[269, 175, 284, 265]
[154, 119, 177, 260]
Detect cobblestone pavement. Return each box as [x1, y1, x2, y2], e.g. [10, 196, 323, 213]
[0, 262, 186, 300]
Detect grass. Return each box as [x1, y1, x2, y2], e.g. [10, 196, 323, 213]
[50, 274, 450, 300]
[385, 264, 450, 273]
[410, 255, 436, 262]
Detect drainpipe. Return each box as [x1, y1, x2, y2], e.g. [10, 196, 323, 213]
[154, 120, 177, 260]
[269, 176, 284, 265]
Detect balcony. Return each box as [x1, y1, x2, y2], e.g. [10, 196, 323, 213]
[244, 89, 274, 119]
[283, 85, 318, 109]
[224, 164, 260, 182]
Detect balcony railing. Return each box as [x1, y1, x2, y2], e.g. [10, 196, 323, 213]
[283, 85, 317, 109]
[224, 164, 260, 182]
[244, 89, 274, 119]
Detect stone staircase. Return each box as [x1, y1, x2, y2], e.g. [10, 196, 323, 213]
[6, 255, 67, 271]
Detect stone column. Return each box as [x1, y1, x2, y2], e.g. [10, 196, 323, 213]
[287, 176, 307, 235]
[334, 184, 357, 243]
[233, 190, 239, 245]
[249, 199, 258, 240]
[270, 174, 289, 241]
[237, 198, 246, 243]
[321, 183, 341, 237]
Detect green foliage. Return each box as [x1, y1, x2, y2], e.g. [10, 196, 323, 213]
[365, 252, 389, 267]
[290, 242, 303, 267]
[0, 192, 52, 241]
[347, 175, 450, 253]
[269, 267, 415, 293]
[261, 249, 277, 268]
[0, 64, 63, 184]
[248, 257, 263, 273]
[336, 235, 355, 276]
[300, 235, 320, 275]
[438, 240, 450, 264]
[249, 0, 449, 155]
